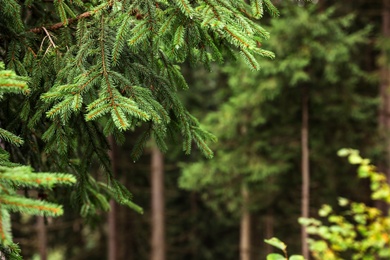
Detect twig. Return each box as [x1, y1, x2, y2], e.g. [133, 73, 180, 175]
[42, 27, 56, 48]
[29, 11, 93, 34]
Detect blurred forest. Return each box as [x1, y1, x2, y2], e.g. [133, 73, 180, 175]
[1, 0, 390, 259]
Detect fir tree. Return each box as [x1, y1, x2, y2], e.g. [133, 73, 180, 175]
[180, 2, 375, 258]
[0, 0, 278, 256]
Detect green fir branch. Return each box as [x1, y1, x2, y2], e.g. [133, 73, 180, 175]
[250, 0, 264, 18]
[0, 208, 12, 246]
[0, 167, 76, 189]
[0, 129, 23, 147]
[0, 195, 64, 216]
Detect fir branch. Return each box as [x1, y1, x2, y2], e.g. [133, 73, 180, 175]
[111, 107, 130, 130]
[0, 208, 6, 243]
[130, 127, 151, 160]
[203, 0, 222, 21]
[0, 209, 12, 246]
[0, 195, 63, 216]
[0, 170, 76, 189]
[224, 26, 250, 48]
[240, 49, 259, 70]
[0, 63, 29, 93]
[0, 0, 24, 33]
[263, 0, 279, 17]
[98, 181, 143, 214]
[54, 0, 69, 25]
[0, 129, 23, 147]
[250, 0, 264, 18]
[86, 103, 111, 120]
[112, 14, 133, 65]
[158, 10, 178, 36]
[173, 25, 185, 50]
[29, 2, 113, 34]
[192, 131, 214, 159]
[173, 0, 194, 18]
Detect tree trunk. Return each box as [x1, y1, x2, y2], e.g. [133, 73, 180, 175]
[151, 143, 165, 260]
[117, 170, 134, 260]
[377, 0, 390, 214]
[37, 216, 47, 260]
[301, 86, 310, 260]
[189, 192, 198, 259]
[380, 0, 390, 209]
[108, 136, 118, 260]
[240, 184, 251, 260]
[264, 209, 274, 256]
[108, 200, 117, 260]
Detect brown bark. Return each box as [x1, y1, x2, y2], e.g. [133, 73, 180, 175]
[151, 144, 165, 260]
[264, 209, 274, 256]
[37, 216, 47, 260]
[189, 192, 198, 258]
[29, 11, 93, 34]
[377, 0, 390, 214]
[108, 200, 117, 260]
[117, 173, 134, 260]
[382, 0, 390, 188]
[240, 184, 251, 260]
[108, 136, 118, 260]
[301, 86, 310, 260]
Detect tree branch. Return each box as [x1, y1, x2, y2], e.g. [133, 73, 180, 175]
[29, 11, 92, 34]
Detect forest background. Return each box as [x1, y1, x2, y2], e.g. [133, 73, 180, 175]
[1, 0, 389, 259]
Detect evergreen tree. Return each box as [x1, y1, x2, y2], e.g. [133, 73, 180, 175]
[0, 0, 279, 256]
[180, 2, 376, 258]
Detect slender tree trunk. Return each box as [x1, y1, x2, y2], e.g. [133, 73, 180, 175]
[264, 209, 274, 256]
[108, 200, 117, 260]
[377, 0, 390, 214]
[37, 216, 47, 260]
[151, 143, 165, 260]
[190, 192, 198, 259]
[108, 136, 118, 260]
[240, 184, 251, 260]
[118, 169, 134, 260]
[381, 0, 390, 210]
[301, 86, 310, 260]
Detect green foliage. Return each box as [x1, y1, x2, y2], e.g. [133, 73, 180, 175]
[0, 63, 29, 96]
[0, 63, 76, 257]
[264, 237, 305, 260]
[0, 0, 277, 216]
[299, 149, 390, 260]
[0, 0, 279, 257]
[179, 1, 374, 222]
[265, 151, 390, 260]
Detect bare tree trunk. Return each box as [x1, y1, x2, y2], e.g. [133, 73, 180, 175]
[377, 0, 390, 214]
[108, 136, 118, 260]
[108, 200, 117, 260]
[151, 143, 165, 260]
[301, 86, 310, 260]
[189, 192, 198, 259]
[264, 209, 274, 256]
[37, 216, 47, 260]
[381, 0, 390, 209]
[240, 184, 251, 260]
[117, 170, 134, 260]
